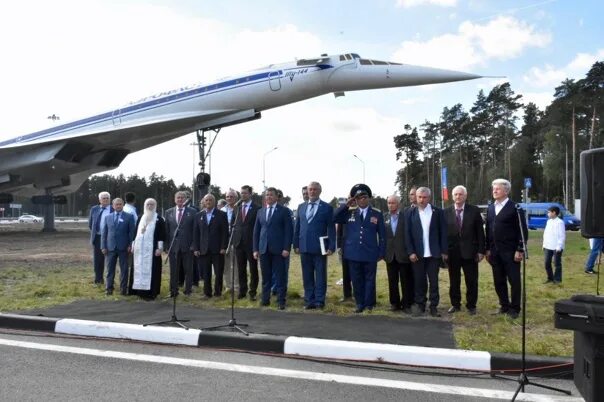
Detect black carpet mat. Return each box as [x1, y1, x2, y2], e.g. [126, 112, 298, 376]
[22, 299, 455, 349]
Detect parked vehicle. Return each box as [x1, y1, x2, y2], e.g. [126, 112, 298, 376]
[519, 203, 580, 231]
[476, 203, 580, 231]
[18, 214, 43, 223]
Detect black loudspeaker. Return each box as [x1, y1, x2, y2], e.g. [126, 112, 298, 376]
[580, 148, 604, 238]
[574, 331, 604, 402]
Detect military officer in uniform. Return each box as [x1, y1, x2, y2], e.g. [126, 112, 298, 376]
[334, 184, 386, 313]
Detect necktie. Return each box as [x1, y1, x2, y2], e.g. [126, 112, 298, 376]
[360, 209, 365, 222]
[306, 202, 316, 222]
[177, 208, 183, 223]
[241, 204, 246, 221]
[95, 207, 105, 233]
[456, 208, 463, 234]
[268, 206, 274, 221]
[114, 212, 120, 224]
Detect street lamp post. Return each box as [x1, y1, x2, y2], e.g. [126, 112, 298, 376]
[353, 154, 366, 183]
[262, 146, 279, 190]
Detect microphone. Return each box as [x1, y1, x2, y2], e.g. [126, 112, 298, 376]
[234, 199, 244, 207]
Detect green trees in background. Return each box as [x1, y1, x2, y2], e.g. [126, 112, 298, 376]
[394, 61, 604, 210]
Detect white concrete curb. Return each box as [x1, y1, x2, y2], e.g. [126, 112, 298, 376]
[284, 336, 491, 371]
[55, 318, 201, 346]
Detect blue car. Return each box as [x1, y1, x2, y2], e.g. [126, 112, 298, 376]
[519, 202, 581, 231]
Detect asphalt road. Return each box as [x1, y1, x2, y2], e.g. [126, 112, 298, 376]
[0, 330, 581, 402]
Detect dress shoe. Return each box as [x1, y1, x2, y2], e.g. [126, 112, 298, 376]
[507, 310, 520, 319]
[412, 305, 425, 317]
[467, 308, 477, 315]
[260, 301, 270, 306]
[389, 305, 401, 312]
[120, 289, 128, 296]
[183, 292, 191, 297]
[316, 303, 325, 310]
[304, 305, 316, 310]
[106, 289, 113, 296]
[430, 307, 441, 317]
[492, 307, 509, 315]
[237, 294, 246, 300]
[354, 307, 364, 313]
[447, 306, 460, 314]
[249, 294, 257, 301]
[278, 304, 286, 310]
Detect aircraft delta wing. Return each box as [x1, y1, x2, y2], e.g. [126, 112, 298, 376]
[0, 52, 482, 197]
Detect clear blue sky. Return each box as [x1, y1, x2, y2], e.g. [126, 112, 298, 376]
[1, 0, 602, 205]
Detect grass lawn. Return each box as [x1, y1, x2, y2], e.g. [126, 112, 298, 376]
[0, 225, 598, 356]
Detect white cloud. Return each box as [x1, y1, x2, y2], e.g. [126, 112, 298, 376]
[523, 49, 604, 88]
[521, 91, 553, 111]
[392, 16, 551, 70]
[396, 0, 457, 8]
[459, 17, 551, 59]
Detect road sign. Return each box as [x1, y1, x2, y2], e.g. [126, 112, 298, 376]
[524, 177, 532, 189]
[9, 203, 22, 209]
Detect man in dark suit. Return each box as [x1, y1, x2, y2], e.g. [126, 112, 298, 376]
[88, 191, 112, 285]
[233, 185, 260, 301]
[485, 178, 528, 319]
[164, 191, 197, 297]
[385, 195, 413, 313]
[334, 184, 386, 314]
[101, 198, 135, 295]
[445, 185, 485, 315]
[253, 187, 293, 310]
[192, 194, 229, 298]
[405, 187, 448, 317]
[294, 181, 336, 309]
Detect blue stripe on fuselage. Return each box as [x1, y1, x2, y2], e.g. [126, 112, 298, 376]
[0, 64, 334, 147]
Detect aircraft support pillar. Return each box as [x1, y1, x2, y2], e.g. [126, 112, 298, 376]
[41, 190, 57, 233]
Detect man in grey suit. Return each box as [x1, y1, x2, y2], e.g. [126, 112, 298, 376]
[88, 191, 112, 285]
[101, 198, 135, 295]
[165, 191, 197, 297]
[385, 195, 413, 313]
[293, 181, 336, 309]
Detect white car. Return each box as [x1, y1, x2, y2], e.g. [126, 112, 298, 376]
[18, 214, 44, 223]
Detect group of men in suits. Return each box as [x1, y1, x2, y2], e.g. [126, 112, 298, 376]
[88, 192, 136, 295]
[88, 177, 527, 318]
[377, 179, 527, 318]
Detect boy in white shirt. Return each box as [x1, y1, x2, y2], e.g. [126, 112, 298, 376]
[542, 206, 566, 284]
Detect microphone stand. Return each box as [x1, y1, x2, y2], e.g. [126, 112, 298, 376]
[202, 201, 249, 335]
[511, 205, 570, 401]
[144, 202, 191, 330]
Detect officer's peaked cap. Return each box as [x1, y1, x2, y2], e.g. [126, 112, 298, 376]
[350, 183, 372, 198]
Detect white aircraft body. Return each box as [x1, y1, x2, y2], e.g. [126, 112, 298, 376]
[0, 52, 481, 197]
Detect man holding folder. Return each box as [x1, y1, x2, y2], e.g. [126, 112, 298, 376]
[294, 181, 336, 310]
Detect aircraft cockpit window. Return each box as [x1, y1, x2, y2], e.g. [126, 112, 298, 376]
[351, 53, 361, 59]
[359, 59, 402, 66]
[297, 58, 324, 66]
[340, 55, 346, 61]
[345, 54, 352, 60]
